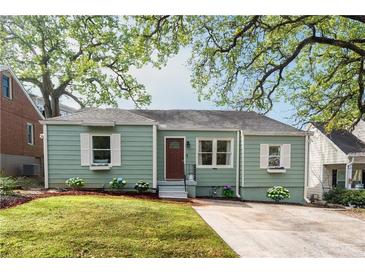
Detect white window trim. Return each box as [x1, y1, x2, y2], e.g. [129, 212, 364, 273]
[268, 144, 281, 168]
[2, 72, 12, 99]
[163, 136, 186, 180]
[90, 133, 112, 167]
[26, 123, 34, 145]
[196, 137, 234, 169]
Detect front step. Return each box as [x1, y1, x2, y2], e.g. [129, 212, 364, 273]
[158, 184, 188, 199]
[159, 191, 188, 199]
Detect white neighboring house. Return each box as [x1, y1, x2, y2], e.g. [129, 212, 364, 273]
[307, 122, 365, 200]
[29, 94, 77, 117]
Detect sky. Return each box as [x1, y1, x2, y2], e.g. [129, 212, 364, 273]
[62, 47, 297, 126]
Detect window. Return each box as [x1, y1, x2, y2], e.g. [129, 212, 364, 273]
[198, 140, 213, 166]
[2, 74, 11, 99]
[352, 169, 362, 184]
[217, 140, 232, 166]
[337, 169, 346, 188]
[268, 145, 281, 168]
[92, 135, 111, 165]
[26, 123, 34, 145]
[197, 138, 233, 168]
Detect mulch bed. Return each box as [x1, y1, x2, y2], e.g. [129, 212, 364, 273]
[0, 189, 195, 210]
[0, 195, 33, 209]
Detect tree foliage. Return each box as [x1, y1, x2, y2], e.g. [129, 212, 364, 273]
[133, 15, 365, 130]
[0, 16, 151, 117]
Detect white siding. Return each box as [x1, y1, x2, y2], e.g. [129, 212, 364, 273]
[307, 125, 348, 199]
[352, 120, 365, 143]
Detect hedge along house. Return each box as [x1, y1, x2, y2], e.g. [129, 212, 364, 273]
[40, 108, 310, 203]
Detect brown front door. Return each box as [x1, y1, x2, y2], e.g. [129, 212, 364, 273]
[166, 138, 184, 180]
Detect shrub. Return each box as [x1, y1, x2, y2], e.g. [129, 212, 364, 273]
[324, 188, 365, 208]
[223, 185, 234, 198]
[65, 177, 85, 189]
[109, 177, 127, 189]
[134, 180, 149, 193]
[15, 177, 44, 189]
[0, 177, 17, 196]
[266, 186, 290, 202]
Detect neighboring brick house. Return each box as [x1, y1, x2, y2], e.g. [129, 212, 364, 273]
[0, 66, 44, 176]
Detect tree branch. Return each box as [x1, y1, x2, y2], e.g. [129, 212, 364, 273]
[63, 91, 85, 108]
[341, 15, 365, 24]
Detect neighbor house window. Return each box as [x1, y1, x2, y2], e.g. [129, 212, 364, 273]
[197, 138, 233, 168]
[2, 74, 11, 99]
[337, 169, 346, 188]
[92, 135, 111, 165]
[26, 123, 34, 145]
[268, 145, 281, 168]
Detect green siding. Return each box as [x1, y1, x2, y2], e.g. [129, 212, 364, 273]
[47, 125, 153, 188]
[157, 131, 238, 192]
[242, 135, 305, 203]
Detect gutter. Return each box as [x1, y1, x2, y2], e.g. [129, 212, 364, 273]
[236, 130, 241, 198]
[304, 134, 310, 203]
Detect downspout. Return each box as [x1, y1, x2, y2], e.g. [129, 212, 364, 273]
[304, 134, 310, 203]
[236, 130, 241, 198]
[345, 156, 355, 189]
[240, 130, 244, 188]
[152, 124, 157, 189]
[42, 124, 49, 189]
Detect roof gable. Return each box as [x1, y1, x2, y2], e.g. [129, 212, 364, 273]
[312, 123, 365, 154]
[0, 65, 44, 119]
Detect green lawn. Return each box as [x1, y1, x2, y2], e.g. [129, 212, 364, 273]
[0, 195, 237, 258]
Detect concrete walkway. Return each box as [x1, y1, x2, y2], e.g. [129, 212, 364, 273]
[193, 200, 365, 257]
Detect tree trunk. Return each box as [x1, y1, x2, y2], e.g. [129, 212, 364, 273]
[40, 88, 52, 118]
[50, 95, 60, 117]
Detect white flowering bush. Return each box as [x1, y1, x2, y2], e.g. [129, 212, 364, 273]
[109, 177, 127, 189]
[65, 177, 85, 189]
[266, 186, 290, 202]
[134, 180, 149, 193]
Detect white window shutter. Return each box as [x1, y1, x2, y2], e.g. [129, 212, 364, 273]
[80, 133, 90, 166]
[281, 144, 291, 168]
[259, 144, 269, 168]
[111, 134, 121, 166]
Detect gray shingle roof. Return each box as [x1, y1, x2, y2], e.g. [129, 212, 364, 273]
[129, 109, 303, 134]
[314, 123, 365, 154]
[45, 108, 304, 134]
[46, 108, 156, 124]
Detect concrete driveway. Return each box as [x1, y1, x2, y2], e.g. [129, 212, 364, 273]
[193, 200, 365, 257]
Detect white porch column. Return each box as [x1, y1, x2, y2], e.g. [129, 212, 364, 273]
[345, 157, 354, 189]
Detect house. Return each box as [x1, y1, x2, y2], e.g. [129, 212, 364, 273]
[307, 122, 365, 200]
[29, 93, 77, 117]
[40, 108, 310, 203]
[0, 66, 44, 176]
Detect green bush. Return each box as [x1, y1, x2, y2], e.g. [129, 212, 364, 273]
[266, 186, 290, 202]
[109, 177, 127, 189]
[134, 180, 149, 193]
[324, 188, 365, 208]
[0, 177, 17, 196]
[15, 177, 44, 189]
[223, 185, 234, 198]
[65, 177, 85, 189]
